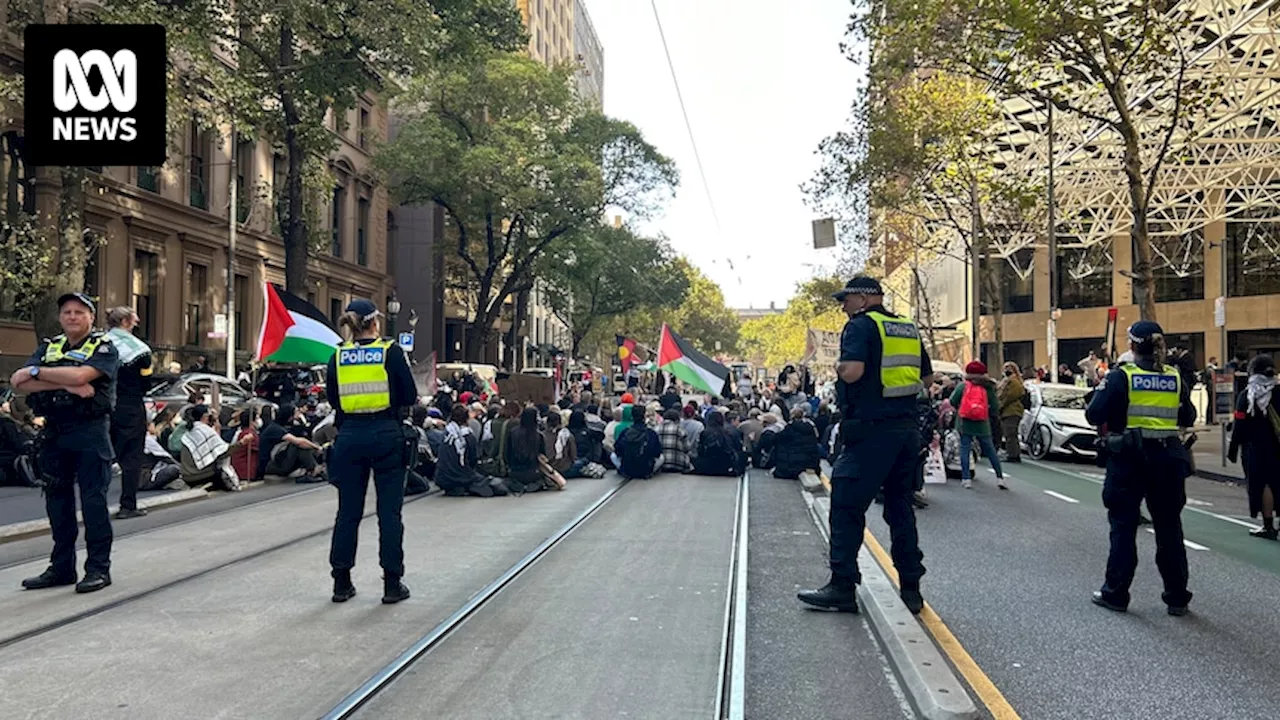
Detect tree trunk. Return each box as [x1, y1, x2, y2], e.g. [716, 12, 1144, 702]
[1121, 125, 1158, 322]
[988, 258, 1005, 370]
[910, 264, 938, 357]
[279, 22, 309, 295]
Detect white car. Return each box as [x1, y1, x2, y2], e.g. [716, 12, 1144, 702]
[1018, 383, 1098, 459]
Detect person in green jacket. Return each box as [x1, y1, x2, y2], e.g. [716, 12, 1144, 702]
[950, 361, 1007, 490]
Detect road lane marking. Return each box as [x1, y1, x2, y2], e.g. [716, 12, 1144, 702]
[1043, 490, 1080, 504]
[1025, 459, 1263, 530]
[1144, 528, 1210, 551]
[863, 529, 1022, 720]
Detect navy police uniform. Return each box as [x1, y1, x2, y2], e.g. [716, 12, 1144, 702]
[20, 293, 120, 593]
[325, 299, 418, 604]
[1085, 321, 1196, 614]
[799, 277, 930, 614]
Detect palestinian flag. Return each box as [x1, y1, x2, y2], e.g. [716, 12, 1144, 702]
[256, 284, 343, 364]
[617, 335, 638, 374]
[657, 324, 731, 397]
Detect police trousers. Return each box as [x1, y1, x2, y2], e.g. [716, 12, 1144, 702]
[328, 417, 406, 578]
[43, 427, 114, 576]
[111, 403, 147, 511]
[829, 426, 925, 588]
[1099, 449, 1192, 608]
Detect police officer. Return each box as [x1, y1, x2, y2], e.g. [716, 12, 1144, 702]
[326, 299, 418, 604]
[1085, 321, 1196, 615]
[798, 276, 932, 614]
[105, 306, 153, 519]
[11, 293, 120, 593]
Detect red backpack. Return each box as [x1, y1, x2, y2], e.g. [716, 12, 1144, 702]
[959, 381, 990, 421]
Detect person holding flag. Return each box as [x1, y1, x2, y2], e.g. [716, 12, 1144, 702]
[325, 299, 418, 605]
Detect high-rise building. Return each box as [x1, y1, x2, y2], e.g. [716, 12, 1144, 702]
[573, 0, 604, 106]
[0, 9, 395, 375]
[517, 0, 575, 65]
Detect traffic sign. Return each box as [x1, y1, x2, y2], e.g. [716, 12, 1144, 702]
[398, 332, 415, 351]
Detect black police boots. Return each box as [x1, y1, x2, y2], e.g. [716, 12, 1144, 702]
[75, 572, 111, 594]
[797, 579, 858, 613]
[900, 584, 925, 615]
[382, 575, 411, 604]
[21, 567, 76, 590]
[332, 571, 357, 603]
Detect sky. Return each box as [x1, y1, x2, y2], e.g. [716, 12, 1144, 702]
[589, 0, 864, 310]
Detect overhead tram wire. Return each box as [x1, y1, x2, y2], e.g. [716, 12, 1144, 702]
[649, 0, 735, 282]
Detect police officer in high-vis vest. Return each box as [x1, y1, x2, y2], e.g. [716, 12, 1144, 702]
[326, 299, 418, 604]
[1085, 321, 1196, 615]
[11, 292, 120, 594]
[799, 277, 933, 615]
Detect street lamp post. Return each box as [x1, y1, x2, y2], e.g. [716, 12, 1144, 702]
[387, 295, 401, 338]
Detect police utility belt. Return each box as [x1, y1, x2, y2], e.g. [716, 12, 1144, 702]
[28, 333, 111, 422]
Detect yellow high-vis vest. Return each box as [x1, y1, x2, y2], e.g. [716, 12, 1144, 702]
[335, 339, 395, 414]
[866, 311, 923, 398]
[1121, 364, 1180, 438]
[43, 333, 106, 364]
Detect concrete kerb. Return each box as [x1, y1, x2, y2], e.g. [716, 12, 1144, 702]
[804, 490, 979, 720]
[0, 487, 210, 543]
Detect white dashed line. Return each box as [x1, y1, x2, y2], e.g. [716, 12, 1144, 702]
[1145, 527, 1210, 551]
[1043, 490, 1080, 504]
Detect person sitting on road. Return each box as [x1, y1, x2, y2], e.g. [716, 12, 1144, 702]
[657, 408, 693, 473]
[506, 407, 564, 493]
[613, 404, 662, 480]
[436, 404, 506, 497]
[772, 406, 821, 480]
[603, 406, 625, 454]
[479, 400, 519, 478]
[737, 408, 764, 463]
[565, 410, 607, 478]
[258, 404, 325, 483]
[693, 410, 745, 477]
[0, 392, 38, 487]
[229, 406, 260, 483]
[178, 404, 240, 491]
[754, 413, 785, 469]
[680, 404, 704, 458]
[950, 361, 1007, 490]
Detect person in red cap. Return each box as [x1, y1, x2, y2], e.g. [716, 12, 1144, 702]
[620, 392, 635, 405]
[949, 361, 1006, 490]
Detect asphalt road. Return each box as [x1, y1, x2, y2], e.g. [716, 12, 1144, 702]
[866, 458, 1280, 720]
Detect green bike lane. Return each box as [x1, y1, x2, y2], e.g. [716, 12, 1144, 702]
[1015, 459, 1280, 577]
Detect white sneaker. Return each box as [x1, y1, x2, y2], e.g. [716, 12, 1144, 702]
[962, 479, 973, 489]
[997, 478, 1008, 490]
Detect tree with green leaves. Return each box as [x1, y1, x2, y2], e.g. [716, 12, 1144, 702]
[542, 224, 687, 358]
[380, 52, 678, 361]
[585, 257, 739, 362]
[739, 276, 846, 369]
[809, 70, 1044, 363]
[107, 0, 527, 294]
[861, 0, 1214, 321]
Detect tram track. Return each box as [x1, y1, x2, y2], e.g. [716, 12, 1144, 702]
[0, 487, 440, 651]
[319, 472, 751, 720]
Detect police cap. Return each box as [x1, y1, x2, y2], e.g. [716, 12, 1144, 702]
[345, 299, 382, 321]
[1127, 320, 1164, 346]
[832, 276, 884, 301]
[57, 292, 96, 314]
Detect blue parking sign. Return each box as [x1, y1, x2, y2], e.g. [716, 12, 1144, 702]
[398, 332, 415, 352]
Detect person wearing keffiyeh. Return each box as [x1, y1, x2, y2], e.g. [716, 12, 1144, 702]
[106, 307, 154, 519]
[1228, 354, 1280, 540]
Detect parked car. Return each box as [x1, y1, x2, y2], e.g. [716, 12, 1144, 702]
[1018, 383, 1098, 460]
[521, 367, 555, 379]
[146, 373, 271, 416]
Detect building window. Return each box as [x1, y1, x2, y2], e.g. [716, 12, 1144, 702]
[1058, 337, 1107, 370]
[136, 166, 159, 192]
[1226, 218, 1280, 298]
[358, 107, 370, 149]
[1139, 228, 1205, 303]
[189, 124, 209, 210]
[132, 250, 157, 342]
[980, 341, 1035, 374]
[1057, 242, 1113, 310]
[980, 248, 1034, 314]
[330, 297, 342, 327]
[1229, 329, 1280, 361]
[234, 274, 249, 350]
[235, 138, 254, 223]
[84, 237, 102, 304]
[331, 181, 346, 258]
[185, 261, 208, 346]
[387, 211, 397, 269]
[357, 196, 369, 266]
